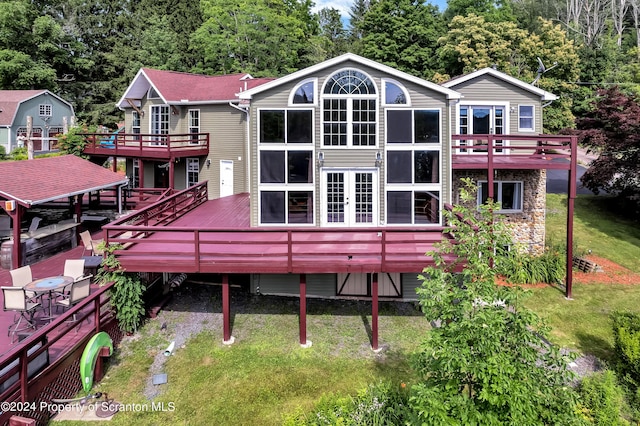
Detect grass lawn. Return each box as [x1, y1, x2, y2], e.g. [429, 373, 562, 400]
[53, 296, 428, 426]
[53, 194, 639, 425]
[546, 193, 640, 272]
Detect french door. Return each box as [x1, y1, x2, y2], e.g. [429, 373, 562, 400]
[322, 169, 378, 227]
[459, 105, 505, 153]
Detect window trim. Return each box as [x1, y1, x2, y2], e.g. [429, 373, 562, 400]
[186, 158, 199, 187]
[38, 104, 52, 117]
[385, 108, 442, 145]
[381, 78, 411, 106]
[518, 105, 535, 132]
[477, 180, 524, 213]
[258, 108, 314, 145]
[288, 78, 317, 106]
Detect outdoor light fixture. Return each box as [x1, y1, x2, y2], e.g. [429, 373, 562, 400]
[206, 159, 211, 168]
[317, 151, 324, 167]
[375, 151, 383, 167]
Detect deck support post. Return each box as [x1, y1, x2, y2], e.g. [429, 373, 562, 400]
[299, 274, 311, 348]
[565, 136, 577, 299]
[222, 274, 234, 344]
[372, 272, 379, 351]
[10, 205, 23, 269]
[169, 159, 175, 190]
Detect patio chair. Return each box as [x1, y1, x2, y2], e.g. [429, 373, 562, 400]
[2, 286, 41, 342]
[55, 275, 92, 328]
[58, 259, 90, 295]
[80, 230, 104, 256]
[10, 265, 38, 302]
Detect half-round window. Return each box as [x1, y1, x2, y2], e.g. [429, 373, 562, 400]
[323, 69, 376, 95]
[383, 79, 409, 105]
[291, 80, 315, 104]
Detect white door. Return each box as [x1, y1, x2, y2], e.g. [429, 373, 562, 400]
[322, 169, 377, 227]
[220, 160, 234, 197]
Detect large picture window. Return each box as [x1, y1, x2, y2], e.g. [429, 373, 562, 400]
[387, 191, 440, 224]
[260, 190, 314, 224]
[260, 110, 312, 144]
[478, 181, 523, 212]
[387, 110, 439, 144]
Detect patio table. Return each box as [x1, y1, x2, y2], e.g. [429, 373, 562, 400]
[24, 276, 74, 321]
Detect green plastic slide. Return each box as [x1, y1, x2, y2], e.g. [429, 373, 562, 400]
[80, 331, 113, 394]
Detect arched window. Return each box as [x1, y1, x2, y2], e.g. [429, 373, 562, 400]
[323, 69, 376, 95]
[321, 69, 378, 147]
[382, 79, 410, 105]
[290, 79, 316, 105]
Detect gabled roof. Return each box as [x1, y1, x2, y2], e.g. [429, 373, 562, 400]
[116, 68, 274, 109]
[441, 67, 558, 101]
[0, 90, 74, 127]
[0, 155, 128, 207]
[238, 53, 462, 100]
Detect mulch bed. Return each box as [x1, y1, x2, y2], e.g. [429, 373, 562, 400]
[497, 255, 640, 288]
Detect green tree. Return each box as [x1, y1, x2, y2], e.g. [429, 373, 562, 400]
[318, 7, 349, 58]
[136, 0, 203, 70]
[0, 50, 57, 89]
[359, 0, 445, 79]
[192, 0, 317, 76]
[444, 0, 515, 22]
[411, 178, 582, 425]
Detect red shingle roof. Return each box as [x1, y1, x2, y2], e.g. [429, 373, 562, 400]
[0, 155, 128, 207]
[141, 68, 274, 103]
[0, 90, 48, 126]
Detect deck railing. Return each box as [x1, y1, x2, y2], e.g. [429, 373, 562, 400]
[0, 283, 119, 425]
[110, 181, 208, 230]
[104, 224, 451, 274]
[81, 132, 209, 158]
[451, 134, 577, 168]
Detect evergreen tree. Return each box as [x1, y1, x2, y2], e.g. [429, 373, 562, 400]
[359, 0, 445, 79]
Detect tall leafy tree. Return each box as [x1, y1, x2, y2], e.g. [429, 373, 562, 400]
[318, 7, 349, 58]
[575, 87, 640, 208]
[411, 178, 582, 425]
[136, 0, 203, 70]
[192, 0, 317, 76]
[359, 0, 445, 79]
[444, 0, 515, 22]
[50, 0, 140, 126]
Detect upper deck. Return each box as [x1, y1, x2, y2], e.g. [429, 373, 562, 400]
[81, 132, 209, 160]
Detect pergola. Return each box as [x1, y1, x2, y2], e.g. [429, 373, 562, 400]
[0, 155, 128, 268]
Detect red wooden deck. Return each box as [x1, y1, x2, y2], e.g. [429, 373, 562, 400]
[81, 132, 209, 160]
[104, 188, 450, 274]
[0, 237, 103, 361]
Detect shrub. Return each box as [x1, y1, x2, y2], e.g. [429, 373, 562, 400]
[498, 245, 566, 285]
[579, 370, 629, 425]
[0, 145, 5, 160]
[56, 125, 94, 157]
[96, 243, 146, 333]
[9, 147, 27, 160]
[285, 381, 411, 425]
[611, 311, 640, 386]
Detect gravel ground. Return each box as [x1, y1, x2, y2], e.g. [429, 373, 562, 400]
[128, 283, 605, 401]
[141, 284, 224, 400]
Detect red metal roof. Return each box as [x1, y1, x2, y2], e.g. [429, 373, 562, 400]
[0, 155, 128, 207]
[141, 68, 274, 103]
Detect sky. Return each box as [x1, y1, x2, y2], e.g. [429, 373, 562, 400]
[312, 0, 449, 26]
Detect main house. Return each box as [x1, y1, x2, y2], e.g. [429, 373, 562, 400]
[0, 90, 75, 154]
[83, 54, 577, 345]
